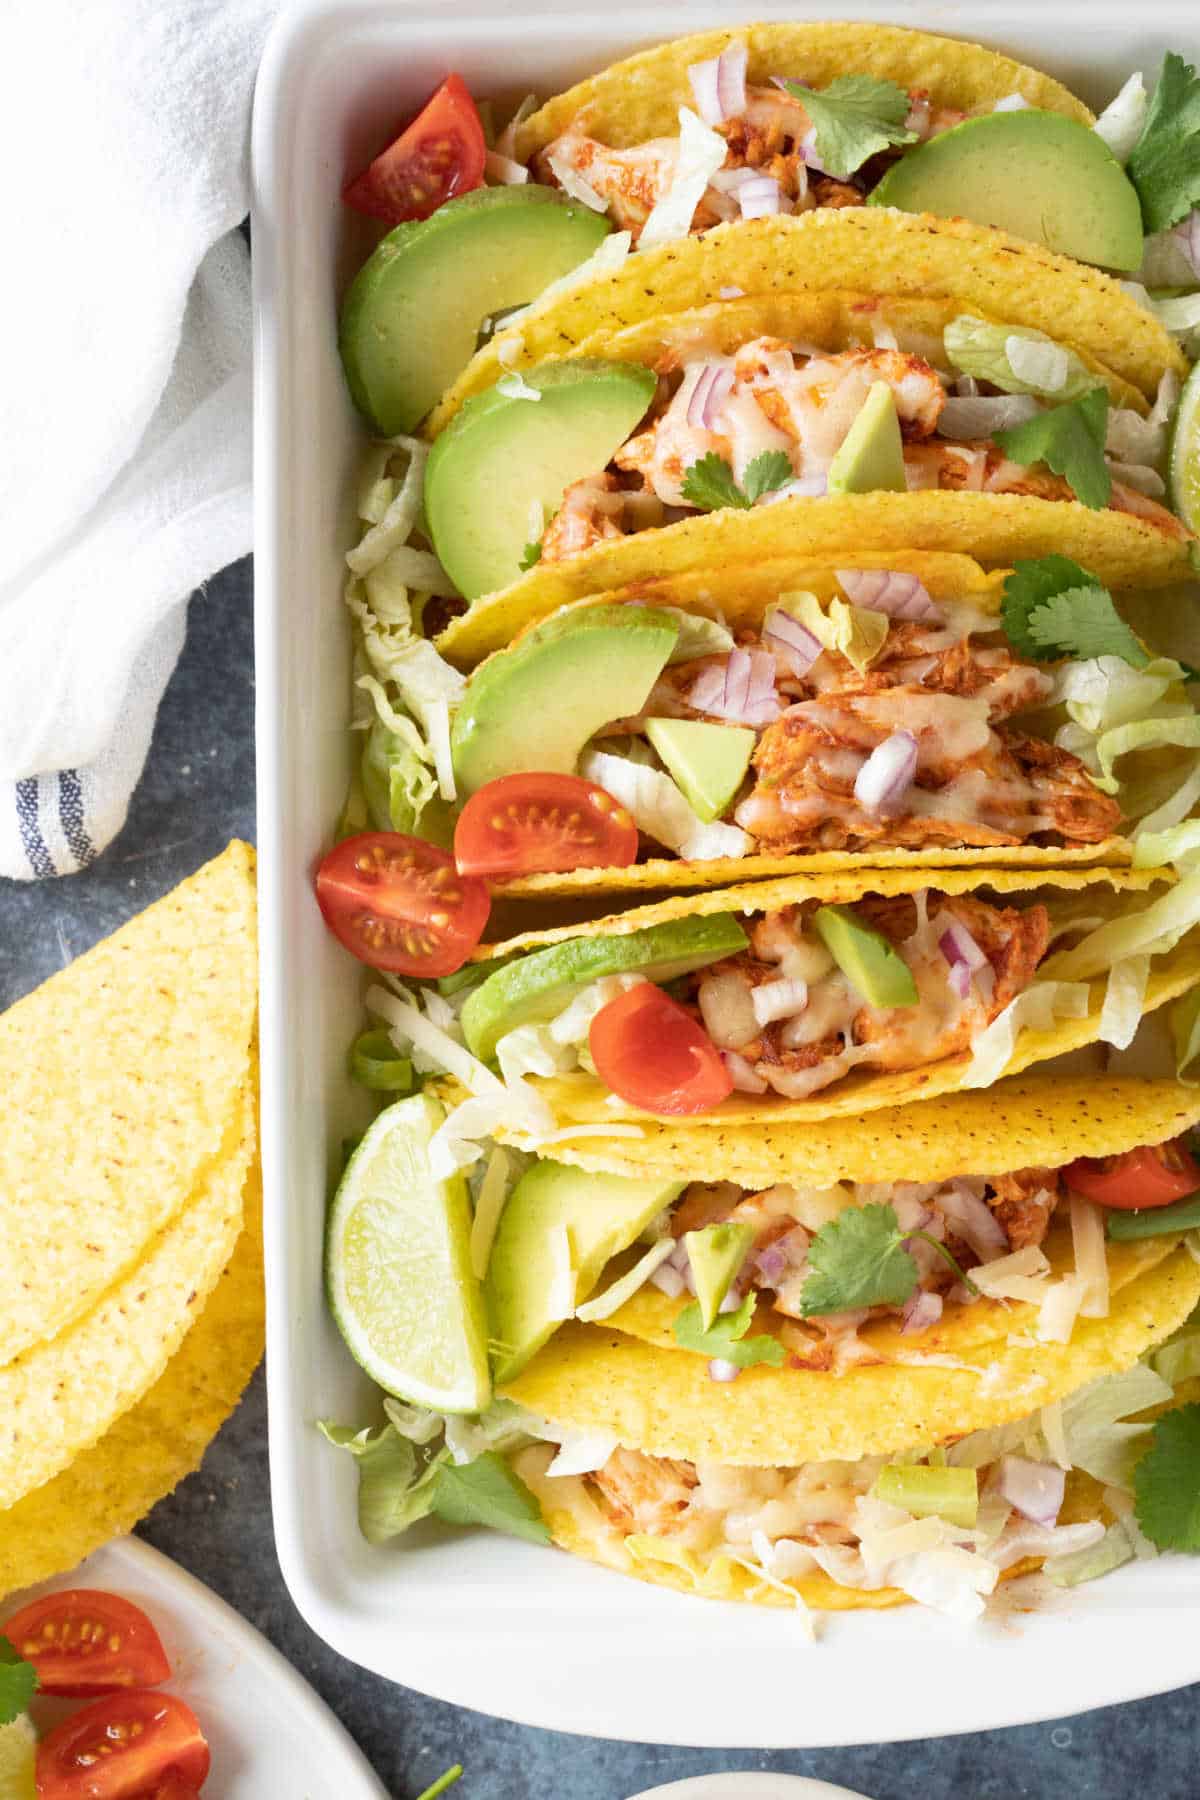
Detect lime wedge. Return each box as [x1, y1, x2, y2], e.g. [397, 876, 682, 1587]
[0, 1716, 37, 1800]
[1169, 360, 1200, 534]
[326, 1092, 491, 1413]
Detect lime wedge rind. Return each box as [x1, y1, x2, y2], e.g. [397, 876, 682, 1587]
[326, 1093, 491, 1414]
[1169, 360, 1200, 536]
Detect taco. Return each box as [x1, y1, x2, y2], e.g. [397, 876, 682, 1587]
[414, 864, 1200, 1135]
[423, 268, 1191, 623]
[438, 550, 1200, 894]
[506, 22, 1113, 266]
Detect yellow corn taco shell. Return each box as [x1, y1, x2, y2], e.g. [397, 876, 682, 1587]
[500, 1245, 1200, 1466]
[428, 211, 1183, 437]
[529, 1074, 1200, 1189]
[514, 21, 1093, 164]
[455, 864, 1200, 1132]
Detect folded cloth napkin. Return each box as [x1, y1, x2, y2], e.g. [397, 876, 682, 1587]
[0, 0, 277, 879]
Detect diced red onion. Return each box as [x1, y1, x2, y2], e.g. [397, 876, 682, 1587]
[901, 1289, 943, 1335]
[717, 1286, 743, 1314]
[835, 568, 943, 624]
[649, 1260, 686, 1298]
[852, 730, 918, 815]
[689, 647, 781, 725]
[685, 663, 727, 713]
[938, 1182, 1008, 1259]
[938, 920, 988, 999]
[763, 608, 822, 674]
[686, 362, 735, 430]
[753, 1242, 788, 1284]
[709, 165, 761, 194]
[708, 1358, 742, 1382]
[905, 96, 931, 137]
[995, 1456, 1065, 1527]
[722, 1050, 769, 1094]
[738, 175, 785, 219]
[1173, 210, 1200, 279]
[687, 43, 748, 126]
[751, 977, 808, 1027]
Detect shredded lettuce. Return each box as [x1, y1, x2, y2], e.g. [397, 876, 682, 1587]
[1056, 1363, 1173, 1489]
[316, 1421, 447, 1544]
[1042, 873, 1200, 981]
[1137, 819, 1200, 873]
[773, 591, 888, 674]
[963, 982, 1091, 1088]
[658, 606, 734, 662]
[639, 108, 728, 249]
[1093, 71, 1149, 164]
[943, 317, 1097, 401]
[581, 748, 750, 860]
[1045, 1514, 1151, 1586]
[1098, 954, 1151, 1050]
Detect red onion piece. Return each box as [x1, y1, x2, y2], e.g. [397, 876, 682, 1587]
[689, 648, 781, 725]
[995, 1455, 1065, 1527]
[938, 1182, 1008, 1258]
[835, 568, 943, 624]
[738, 176, 785, 219]
[685, 664, 727, 713]
[853, 730, 918, 815]
[649, 1261, 686, 1299]
[708, 1358, 742, 1382]
[763, 608, 822, 674]
[722, 1050, 769, 1094]
[1173, 210, 1200, 279]
[686, 362, 735, 430]
[901, 1289, 943, 1335]
[688, 43, 748, 126]
[799, 125, 833, 175]
[938, 920, 988, 1000]
[753, 1242, 788, 1284]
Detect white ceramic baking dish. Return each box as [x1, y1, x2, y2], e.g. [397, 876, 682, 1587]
[252, 0, 1200, 1742]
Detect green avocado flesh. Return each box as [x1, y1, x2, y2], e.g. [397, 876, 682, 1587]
[452, 605, 680, 795]
[685, 1221, 756, 1330]
[870, 110, 1143, 273]
[460, 913, 750, 1062]
[813, 904, 918, 1008]
[338, 187, 611, 435]
[487, 1161, 684, 1381]
[424, 358, 658, 601]
[827, 381, 906, 495]
[645, 718, 756, 822]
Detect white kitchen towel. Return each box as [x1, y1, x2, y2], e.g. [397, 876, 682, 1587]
[0, 0, 277, 879]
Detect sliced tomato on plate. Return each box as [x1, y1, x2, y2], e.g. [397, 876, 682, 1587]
[35, 1692, 209, 1800]
[2, 1590, 170, 1698]
[343, 74, 486, 224]
[589, 984, 733, 1116]
[315, 833, 490, 977]
[1064, 1139, 1200, 1210]
[454, 773, 639, 877]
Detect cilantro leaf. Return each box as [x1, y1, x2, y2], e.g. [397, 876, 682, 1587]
[673, 1292, 786, 1367]
[798, 1203, 918, 1316]
[681, 450, 793, 512]
[518, 539, 542, 571]
[993, 387, 1111, 510]
[741, 449, 794, 504]
[782, 75, 917, 179]
[1134, 1403, 1200, 1548]
[0, 1636, 36, 1728]
[431, 1450, 551, 1544]
[1001, 556, 1149, 667]
[680, 452, 752, 512]
[1128, 53, 1200, 233]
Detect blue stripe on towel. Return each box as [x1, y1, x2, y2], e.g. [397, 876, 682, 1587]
[15, 777, 54, 878]
[58, 769, 95, 869]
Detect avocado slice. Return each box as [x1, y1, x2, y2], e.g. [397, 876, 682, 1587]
[645, 718, 756, 823]
[452, 604, 680, 796]
[685, 1222, 757, 1330]
[487, 1161, 685, 1381]
[813, 904, 918, 1008]
[424, 359, 658, 601]
[339, 187, 612, 435]
[461, 913, 749, 1062]
[870, 111, 1143, 273]
[827, 382, 907, 496]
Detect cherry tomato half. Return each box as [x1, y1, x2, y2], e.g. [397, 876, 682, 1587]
[589, 984, 733, 1116]
[316, 833, 490, 977]
[36, 1692, 210, 1800]
[135, 1777, 202, 1800]
[454, 773, 639, 878]
[1064, 1139, 1200, 1210]
[343, 74, 486, 224]
[1, 1590, 170, 1699]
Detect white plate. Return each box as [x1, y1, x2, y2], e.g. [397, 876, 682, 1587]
[252, 0, 1200, 1746]
[7, 1538, 387, 1799]
[629, 1780, 871, 1799]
